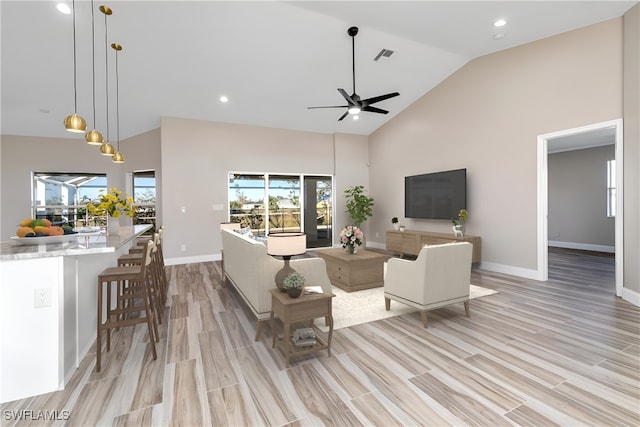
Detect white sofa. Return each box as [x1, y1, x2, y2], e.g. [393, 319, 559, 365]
[220, 229, 332, 338]
[384, 242, 473, 328]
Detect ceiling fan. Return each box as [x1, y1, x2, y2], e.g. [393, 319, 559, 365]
[308, 26, 400, 121]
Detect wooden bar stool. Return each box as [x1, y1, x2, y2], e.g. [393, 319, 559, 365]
[96, 240, 159, 372]
[118, 231, 167, 312]
[130, 225, 164, 254]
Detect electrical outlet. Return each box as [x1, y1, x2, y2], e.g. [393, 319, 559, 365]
[34, 288, 52, 308]
[376, 232, 379, 238]
[180, 244, 186, 252]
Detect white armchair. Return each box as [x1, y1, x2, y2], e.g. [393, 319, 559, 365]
[384, 242, 473, 328]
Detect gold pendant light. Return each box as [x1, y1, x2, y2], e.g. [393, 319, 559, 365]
[64, 0, 87, 133]
[85, 0, 103, 144]
[99, 5, 115, 156]
[111, 42, 124, 164]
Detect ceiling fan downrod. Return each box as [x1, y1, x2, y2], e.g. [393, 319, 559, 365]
[348, 26, 358, 96]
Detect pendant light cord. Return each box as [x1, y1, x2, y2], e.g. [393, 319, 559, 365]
[115, 48, 120, 150]
[91, 0, 96, 127]
[104, 11, 110, 142]
[72, 0, 78, 113]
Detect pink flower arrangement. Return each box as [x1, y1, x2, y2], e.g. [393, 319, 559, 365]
[339, 225, 363, 249]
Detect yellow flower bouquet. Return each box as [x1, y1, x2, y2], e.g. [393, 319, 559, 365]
[87, 187, 135, 218]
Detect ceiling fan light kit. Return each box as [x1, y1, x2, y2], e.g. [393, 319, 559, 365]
[308, 26, 399, 121]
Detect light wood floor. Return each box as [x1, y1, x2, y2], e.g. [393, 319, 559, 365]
[1, 249, 638, 426]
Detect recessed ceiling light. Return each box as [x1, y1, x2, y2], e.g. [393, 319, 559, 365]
[493, 33, 505, 40]
[494, 19, 507, 27]
[352, 115, 359, 121]
[56, 3, 71, 14]
[219, 95, 228, 103]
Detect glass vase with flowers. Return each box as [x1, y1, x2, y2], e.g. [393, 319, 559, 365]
[87, 187, 135, 235]
[339, 225, 363, 254]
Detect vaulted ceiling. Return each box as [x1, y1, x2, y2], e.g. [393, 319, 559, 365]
[1, 1, 637, 140]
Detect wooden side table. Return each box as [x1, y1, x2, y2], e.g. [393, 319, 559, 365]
[269, 288, 334, 367]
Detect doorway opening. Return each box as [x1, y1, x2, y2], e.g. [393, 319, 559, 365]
[537, 119, 623, 296]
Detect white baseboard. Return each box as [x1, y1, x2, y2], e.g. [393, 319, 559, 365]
[365, 241, 386, 250]
[478, 261, 540, 281]
[621, 286, 640, 307]
[548, 240, 615, 253]
[165, 253, 221, 266]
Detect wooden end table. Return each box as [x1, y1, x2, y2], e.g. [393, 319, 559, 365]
[315, 248, 387, 292]
[269, 288, 334, 367]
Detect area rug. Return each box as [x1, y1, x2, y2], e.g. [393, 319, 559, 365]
[317, 284, 498, 331]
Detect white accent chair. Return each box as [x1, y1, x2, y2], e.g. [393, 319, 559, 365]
[384, 242, 473, 328]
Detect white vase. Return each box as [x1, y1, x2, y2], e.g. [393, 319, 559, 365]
[107, 216, 120, 235]
[393, 223, 400, 231]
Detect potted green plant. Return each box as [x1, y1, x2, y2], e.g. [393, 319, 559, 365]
[451, 209, 469, 237]
[283, 271, 305, 298]
[391, 217, 399, 231]
[344, 185, 375, 227]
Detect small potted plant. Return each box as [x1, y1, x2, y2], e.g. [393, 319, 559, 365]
[391, 217, 399, 231]
[283, 271, 305, 298]
[451, 209, 469, 237]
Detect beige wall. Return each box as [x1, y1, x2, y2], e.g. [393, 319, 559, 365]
[159, 118, 370, 262]
[548, 145, 615, 250]
[333, 133, 371, 236]
[624, 4, 640, 295]
[368, 18, 624, 277]
[2, 16, 637, 296]
[0, 129, 161, 241]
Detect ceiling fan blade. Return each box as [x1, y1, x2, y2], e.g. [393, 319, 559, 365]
[337, 111, 349, 121]
[362, 105, 389, 114]
[307, 105, 349, 109]
[338, 88, 356, 105]
[361, 92, 400, 106]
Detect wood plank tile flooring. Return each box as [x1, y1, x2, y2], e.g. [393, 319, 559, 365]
[1, 249, 638, 426]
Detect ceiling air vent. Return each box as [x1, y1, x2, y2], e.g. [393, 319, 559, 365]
[373, 49, 394, 61]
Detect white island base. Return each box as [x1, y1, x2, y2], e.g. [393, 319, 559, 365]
[0, 225, 151, 403]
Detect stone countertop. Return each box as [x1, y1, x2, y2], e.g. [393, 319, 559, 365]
[0, 225, 152, 261]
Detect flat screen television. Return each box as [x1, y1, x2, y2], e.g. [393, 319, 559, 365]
[405, 168, 466, 219]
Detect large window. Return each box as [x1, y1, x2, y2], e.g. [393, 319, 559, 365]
[228, 173, 332, 247]
[32, 172, 107, 226]
[132, 170, 157, 233]
[31, 171, 157, 231]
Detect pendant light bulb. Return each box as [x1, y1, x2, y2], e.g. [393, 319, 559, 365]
[86, 129, 103, 145]
[64, 114, 87, 133]
[100, 142, 115, 155]
[112, 151, 125, 163]
[65, 0, 86, 133]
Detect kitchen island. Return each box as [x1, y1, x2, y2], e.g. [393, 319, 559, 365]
[0, 225, 152, 403]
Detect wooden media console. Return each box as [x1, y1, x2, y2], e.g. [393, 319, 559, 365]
[386, 230, 481, 263]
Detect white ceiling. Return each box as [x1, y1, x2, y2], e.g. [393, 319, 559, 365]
[548, 126, 616, 153]
[1, 1, 637, 140]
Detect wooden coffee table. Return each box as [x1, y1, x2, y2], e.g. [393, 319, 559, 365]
[315, 248, 387, 292]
